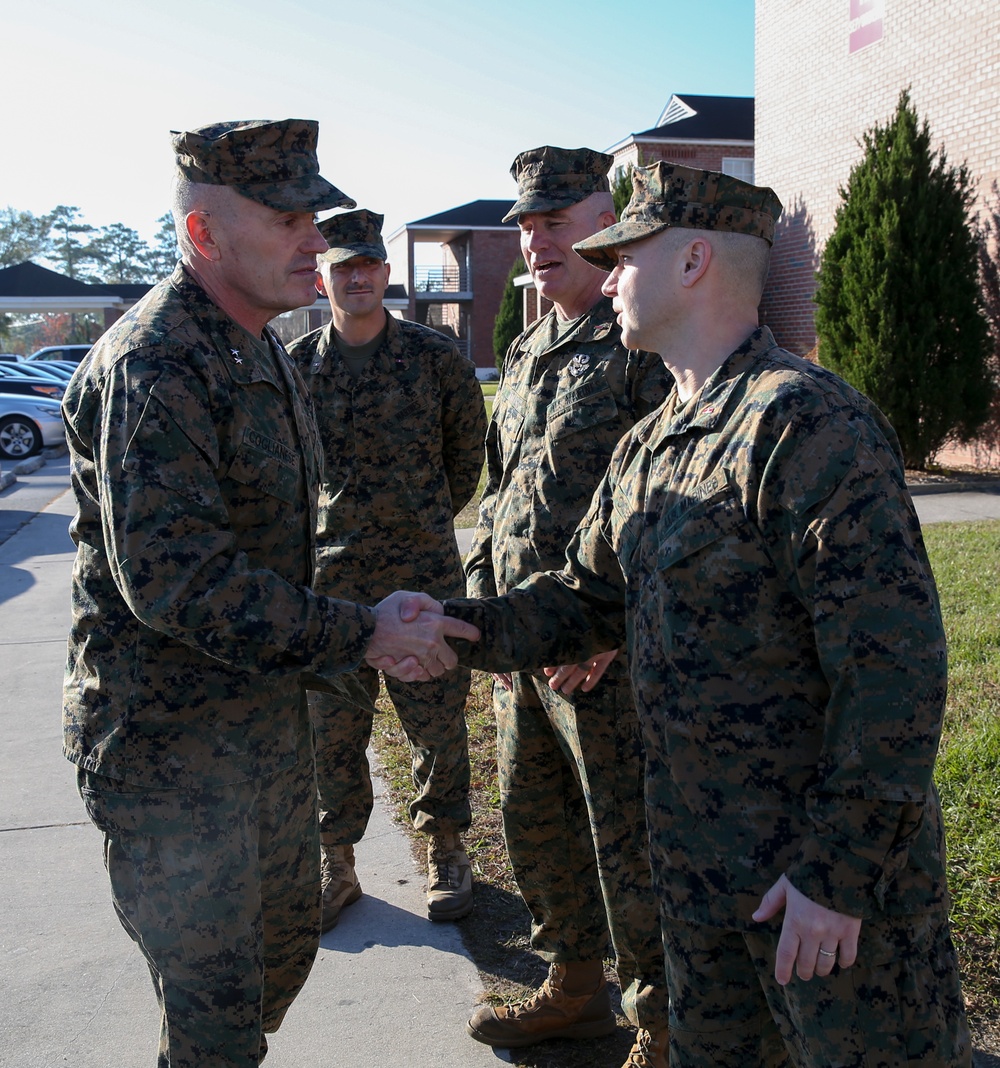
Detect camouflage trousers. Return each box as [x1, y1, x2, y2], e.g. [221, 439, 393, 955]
[77, 757, 321, 1068]
[495, 670, 670, 1029]
[309, 662, 472, 843]
[661, 910, 972, 1067]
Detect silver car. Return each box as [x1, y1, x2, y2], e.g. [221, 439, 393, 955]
[0, 394, 65, 461]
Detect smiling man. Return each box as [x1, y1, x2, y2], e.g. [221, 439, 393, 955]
[462, 147, 672, 1067]
[61, 122, 478, 1067]
[288, 209, 485, 929]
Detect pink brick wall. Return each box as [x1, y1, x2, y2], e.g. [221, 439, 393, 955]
[756, 0, 1000, 355]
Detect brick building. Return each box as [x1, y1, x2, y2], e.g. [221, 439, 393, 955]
[607, 93, 755, 182]
[755, 0, 1000, 355]
[385, 200, 520, 373]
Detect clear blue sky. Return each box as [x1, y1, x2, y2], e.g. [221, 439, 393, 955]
[6, 0, 754, 247]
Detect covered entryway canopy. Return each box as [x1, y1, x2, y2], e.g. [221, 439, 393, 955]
[0, 261, 151, 325]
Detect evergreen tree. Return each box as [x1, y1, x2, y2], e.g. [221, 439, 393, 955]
[611, 165, 634, 218]
[48, 205, 101, 281]
[814, 90, 992, 469]
[492, 256, 525, 373]
[93, 222, 151, 283]
[144, 212, 180, 281]
[0, 207, 52, 267]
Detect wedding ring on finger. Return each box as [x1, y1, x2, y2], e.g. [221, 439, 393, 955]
[818, 948, 836, 958]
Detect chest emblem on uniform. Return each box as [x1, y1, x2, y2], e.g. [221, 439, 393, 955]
[231, 348, 243, 364]
[566, 353, 590, 378]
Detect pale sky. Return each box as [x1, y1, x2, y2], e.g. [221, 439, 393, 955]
[5, 0, 754, 250]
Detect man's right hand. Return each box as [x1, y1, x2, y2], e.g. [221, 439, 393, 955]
[364, 591, 479, 682]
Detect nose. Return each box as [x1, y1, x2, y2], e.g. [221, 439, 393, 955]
[305, 223, 328, 255]
[522, 228, 548, 257]
[602, 266, 620, 297]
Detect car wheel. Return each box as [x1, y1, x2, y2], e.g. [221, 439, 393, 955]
[0, 415, 41, 460]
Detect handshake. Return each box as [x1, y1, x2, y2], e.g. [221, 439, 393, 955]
[364, 591, 476, 682]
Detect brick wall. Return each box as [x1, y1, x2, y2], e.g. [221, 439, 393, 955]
[469, 229, 522, 370]
[756, 0, 1000, 354]
[613, 140, 754, 175]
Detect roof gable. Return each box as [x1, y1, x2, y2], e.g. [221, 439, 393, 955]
[638, 94, 754, 142]
[408, 200, 517, 228]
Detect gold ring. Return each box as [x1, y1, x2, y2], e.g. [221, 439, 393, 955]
[818, 948, 836, 958]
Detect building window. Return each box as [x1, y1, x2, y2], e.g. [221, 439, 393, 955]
[722, 157, 754, 184]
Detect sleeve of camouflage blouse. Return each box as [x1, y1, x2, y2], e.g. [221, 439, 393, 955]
[98, 355, 376, 677]
[440, 343, 487, 515]
[449, 481, 626, 671]
[762, 411, 947, 918]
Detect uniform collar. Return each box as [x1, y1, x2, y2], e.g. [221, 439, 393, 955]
[532, 295, 620, 356]
[172, 264, 287, 387]
[642, 326, 779, 449]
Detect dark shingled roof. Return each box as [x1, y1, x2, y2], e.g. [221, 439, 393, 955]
[635, 95, 754, 142]
[408, 200, 517, 228]
[0, 260, 153, 299]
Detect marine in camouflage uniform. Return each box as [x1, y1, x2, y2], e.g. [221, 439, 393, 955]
[62, 120, 424, 1068]
[287, 209, 486, 925]
[463, 147, 672, 1067]
[446, 163, 971, 1067]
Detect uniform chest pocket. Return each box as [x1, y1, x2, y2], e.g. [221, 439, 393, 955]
[547, 384, 620, 439]
[227, 432, 300, 505]
[654, 491, 799, 668]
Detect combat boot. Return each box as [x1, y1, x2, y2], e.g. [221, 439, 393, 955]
[621, 1027, 669, 1068]
[466, 961, 615, 1048]
[320, 839, 362, 932]
[426, 832, 473, 920]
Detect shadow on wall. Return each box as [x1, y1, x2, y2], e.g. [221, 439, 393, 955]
[759, 195, 819, 358]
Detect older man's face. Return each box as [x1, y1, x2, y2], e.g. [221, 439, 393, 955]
[213, 194, 328, 322]
[518, 196, 614, 318]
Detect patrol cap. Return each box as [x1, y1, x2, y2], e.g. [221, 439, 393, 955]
[573, 161, 783, 271]
[502, 146, 614, 223]
[170, 119, 356, 213]
[318, 209, 387, 265]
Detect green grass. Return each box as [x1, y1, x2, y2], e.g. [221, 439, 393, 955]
[453, 384, 493, 529]
[923, 519, 1000, 1014]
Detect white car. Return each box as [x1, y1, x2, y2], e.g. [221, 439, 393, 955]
[0, 394, 65, 461]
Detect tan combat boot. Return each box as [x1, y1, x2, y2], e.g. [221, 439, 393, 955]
[466, 961, 615, 1048]
[320, 839, 362, 932]
[622, 1027, 670, 1068]
[426, 832, 473, 921]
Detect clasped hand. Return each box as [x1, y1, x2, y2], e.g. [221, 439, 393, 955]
[364, 591, 478, 682]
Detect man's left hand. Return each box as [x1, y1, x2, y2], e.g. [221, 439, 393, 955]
[752, 873, 861, 984]
[543, 649, 619, 694]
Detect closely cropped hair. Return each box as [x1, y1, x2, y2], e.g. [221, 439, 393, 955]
[710, 230, 771, 302]
[171, 176, 236, 260]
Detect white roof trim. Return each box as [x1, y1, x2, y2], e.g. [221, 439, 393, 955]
[656, 94, 697, 128]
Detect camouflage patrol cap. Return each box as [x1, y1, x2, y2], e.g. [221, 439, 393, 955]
[502, 146, 614, 223]
[318, 209, 387, 265]
[573, 161, 783, 270]
[170, 119, 356, 213]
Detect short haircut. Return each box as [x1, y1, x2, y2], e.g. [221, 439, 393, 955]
[171, 176, 239, 260]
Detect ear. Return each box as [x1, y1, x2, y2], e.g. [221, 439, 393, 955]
[383, 261, 391, 285]
[185, 211, 221, 263]
[679, 238, 712, 288]
[315, 271, 327, 296]
[597, 210, 617, 230]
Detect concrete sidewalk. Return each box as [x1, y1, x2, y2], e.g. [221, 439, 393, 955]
[0, 485, 504, 1067]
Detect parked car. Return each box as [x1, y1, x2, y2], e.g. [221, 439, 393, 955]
[0, 363, 69, 385]
[0, 353, 24, 362]
[17, 361, 75, 382]
[25, 344, 92, 364]
[0, 394, 65, 460]
[0, 378, 65, 401]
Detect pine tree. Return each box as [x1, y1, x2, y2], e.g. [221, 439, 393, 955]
[492, 256, 525, 374]
[814, 90, 992, 469]
[611, 165, 634, 218]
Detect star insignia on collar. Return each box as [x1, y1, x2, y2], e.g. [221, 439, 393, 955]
[230, 348, 243, 364]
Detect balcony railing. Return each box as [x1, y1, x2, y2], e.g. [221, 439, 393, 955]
[413, 266, 470, 293]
